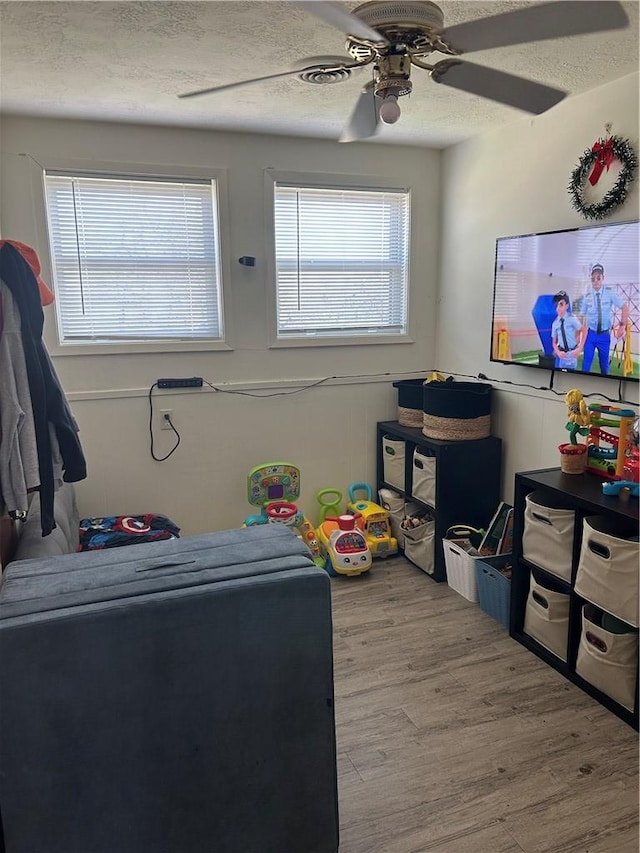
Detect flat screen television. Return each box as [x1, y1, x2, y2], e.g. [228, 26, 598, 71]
[491, 218, 639, 383]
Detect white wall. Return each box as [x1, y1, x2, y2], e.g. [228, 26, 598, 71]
[438, 71, 640, 502]
[3, 72, 639, 533]
[0, 117, 441, 532]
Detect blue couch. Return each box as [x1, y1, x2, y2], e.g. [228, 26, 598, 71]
[0, 521, 339, 853]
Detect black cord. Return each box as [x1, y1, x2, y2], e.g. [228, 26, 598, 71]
[148, 383, 181, 461]
[462, 369, 637, 406]
[148, 367, 637, 461]
[200, 369, 636, 404]
[202, 377, 333, 397]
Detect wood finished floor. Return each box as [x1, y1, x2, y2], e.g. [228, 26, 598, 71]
[330, 556, 639, 853]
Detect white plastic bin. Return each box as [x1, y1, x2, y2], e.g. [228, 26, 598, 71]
[411, 448, 436, 507]
[523, 573, 570, 661]
[575, 605, 638, 710]
[574, 516, 639, 628]
[443, 538, 481, 602]
[403, 519, 435, 575]
[382, 436, 405, 491]
[522, 491, 575, 582]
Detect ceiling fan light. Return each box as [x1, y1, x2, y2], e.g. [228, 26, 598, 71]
[379, 93, 401, 124]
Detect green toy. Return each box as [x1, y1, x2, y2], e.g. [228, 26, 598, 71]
[316, 489, 343, 524]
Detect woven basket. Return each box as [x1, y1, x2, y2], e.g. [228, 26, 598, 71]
[422, 381, 492, 441]
[423, 413, 491, 441]
[394, 379, 426, 427]
[558, 443, 587, 474]
[398, 405, 423, 428]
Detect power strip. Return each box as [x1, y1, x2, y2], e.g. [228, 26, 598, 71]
[157, 377, 204, 389]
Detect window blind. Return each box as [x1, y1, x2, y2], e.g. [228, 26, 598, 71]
[44, 174, 223, 343]
[274, 184, 410, 338]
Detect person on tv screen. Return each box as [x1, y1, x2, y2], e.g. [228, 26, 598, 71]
[579, 263, 628, 375]
[551, 291, 584, 370]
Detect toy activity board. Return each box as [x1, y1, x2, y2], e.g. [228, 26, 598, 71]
[244, 462, 323, 566]
[246, 462, 301, 508]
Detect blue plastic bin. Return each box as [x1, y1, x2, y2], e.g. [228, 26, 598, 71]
[475, 554, 512, 629]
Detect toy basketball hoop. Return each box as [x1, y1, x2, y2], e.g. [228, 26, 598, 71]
[265, 502, 299, 523]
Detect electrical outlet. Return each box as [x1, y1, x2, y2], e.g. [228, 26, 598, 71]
[160, 409, 173, 430]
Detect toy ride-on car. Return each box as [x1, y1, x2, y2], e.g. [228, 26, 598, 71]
[347, 483, 398, 558]
[317, 514, 372, 577]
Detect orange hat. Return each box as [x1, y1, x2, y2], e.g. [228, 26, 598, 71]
[0, 239, 55, 306]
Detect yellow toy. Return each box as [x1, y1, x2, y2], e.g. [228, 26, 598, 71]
[347, 483, 398, 558]
[316, 513, 372, 577]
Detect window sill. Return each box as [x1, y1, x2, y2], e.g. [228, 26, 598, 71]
[49, 340, 233, 357]
[269, 333, 413, 349]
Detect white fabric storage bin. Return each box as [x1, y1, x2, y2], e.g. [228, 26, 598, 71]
[382, 436, 406, 491]
[443, 538, 481, 602]
[397, 502, 424, 551]
[403, 519, 435, 575]
[574, 516, 639, 628]
[411, 448, 437, 507]
[378, 489, 414, 549]
[522, 491, 575, 582]
[378, 488, 404, 516]
[523, 573, 570, 661]
[575, 605, 638, 710]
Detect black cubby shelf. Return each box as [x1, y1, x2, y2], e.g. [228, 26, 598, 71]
[376, 421, 502, 583]
[511, 467, 639, 730]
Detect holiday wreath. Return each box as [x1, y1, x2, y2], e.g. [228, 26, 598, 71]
[568, 134, 637, 221]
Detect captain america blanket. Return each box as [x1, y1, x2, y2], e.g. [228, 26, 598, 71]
[78, 514, 180, 551]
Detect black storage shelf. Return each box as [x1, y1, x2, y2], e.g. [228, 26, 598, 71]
[511, 467, 639, 730]
[515, 631, 574, 677]
[520, 559, 573, 594]
[376, 421, 502, 583]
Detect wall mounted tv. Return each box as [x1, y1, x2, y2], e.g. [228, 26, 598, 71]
[491, 219, 639, 383]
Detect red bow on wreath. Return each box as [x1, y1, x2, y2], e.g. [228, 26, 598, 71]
[589, 137, 615, 186]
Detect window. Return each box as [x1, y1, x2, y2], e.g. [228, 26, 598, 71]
[273, 182, 410, 341]
[44, 173, 225, 347]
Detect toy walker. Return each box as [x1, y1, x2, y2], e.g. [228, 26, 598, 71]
[346, 483, 398, 558]
[316, 513, 372, 577]
[244, 462, 323, 566]
[316, 489, 343, 524]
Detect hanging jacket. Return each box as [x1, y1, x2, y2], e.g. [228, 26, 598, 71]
[0, 242, 87, 536]
[0, 282, 41, 514]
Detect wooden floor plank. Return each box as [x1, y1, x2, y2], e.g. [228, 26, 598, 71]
[331, 557, 638, 853]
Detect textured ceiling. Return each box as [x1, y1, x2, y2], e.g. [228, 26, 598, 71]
[0, 1, 638, 148]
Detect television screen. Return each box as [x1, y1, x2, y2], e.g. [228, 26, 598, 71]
[491, 219, 639, 382]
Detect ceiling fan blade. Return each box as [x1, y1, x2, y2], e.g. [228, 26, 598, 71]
[442, 1, 629, 53]
[339, 87, 380, 143]
[432, 60, 566, 115]
[178, 62, 360, 99]
[297, 1, 388, 44]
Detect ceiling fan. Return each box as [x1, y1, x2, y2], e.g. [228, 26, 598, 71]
[177, 1, 630, 143]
